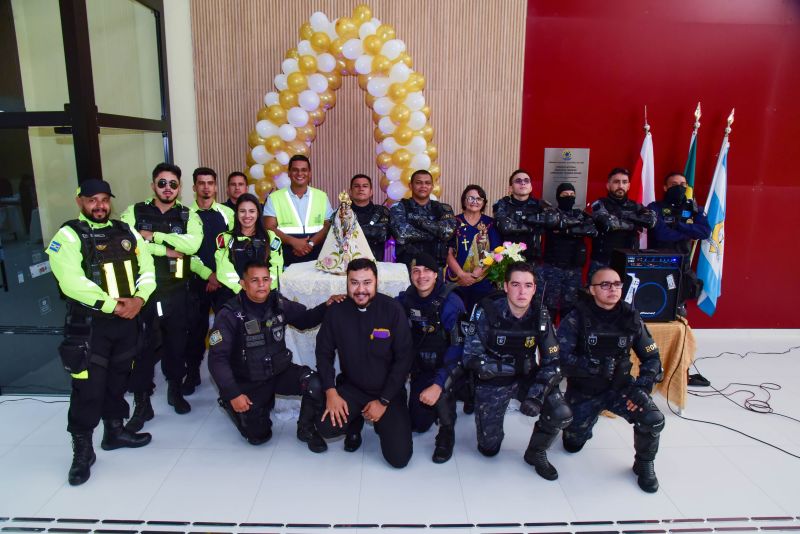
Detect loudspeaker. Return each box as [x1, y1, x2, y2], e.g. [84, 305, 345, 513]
[610, 249, 684, 322]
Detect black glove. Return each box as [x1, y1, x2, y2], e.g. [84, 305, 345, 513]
[599, 358, 616, 380]
[623, 385, 651, 410]
[520, 398, 543, 417]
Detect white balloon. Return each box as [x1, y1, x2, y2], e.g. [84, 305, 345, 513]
[278, 124, 297, 142]
[256, 120, 278, 138]
[248, 184, 257, 195]
[381, 39, 406, 60]
[297, 40, 316, 56]
[410, 153, 431, 171]
[274, 172, 291, 189]
[298, 90, 320, 112]
[287, 107, 309, 128]
[358, 22, 377, 39]
[367, 76, 390, 97]
[263, 92, 280, 107]
[382, 137, 399, 154]
[308, 73, 329, 93]
[316, 53, 336, 73]
[405, 91, 425, 111]
[407, 136, 426, 155]
[274, 74, 288, 91]
[310, 11, 329, 32]
[282, 58, 299, 75]
[386, 180, 407, 200]
[389, 62, 410, 83]
[342, 38, 363, 60]
[251, 145, 271, 164]
[430, 193, 438, 201]
[373, 97, 393, 116]
[375, 142, 384, 155]
[378, 117, 396, 134]
[355, 55, 372, 75]
[407, 110, 426, 130]
[276, 151, 290, 165]
[249, 164, 265, 180]
[371, 18, 381, 27]
[324, 22, 337, 40]
[386, 166, 402, 182]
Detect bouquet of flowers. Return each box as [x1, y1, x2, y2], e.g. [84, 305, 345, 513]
[481, 241, 528, 288]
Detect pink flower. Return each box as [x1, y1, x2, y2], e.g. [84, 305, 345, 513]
[493, 253, 504, 262]
[519, 242, 527, 251]
[503, 241, 512, 247]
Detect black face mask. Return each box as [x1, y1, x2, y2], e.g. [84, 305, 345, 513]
[557, 196, 576, 211]
[664, 184, 687, 205]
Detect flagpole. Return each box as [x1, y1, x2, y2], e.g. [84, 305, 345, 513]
[688, 102, 703, 260]
[705, 109, 735, 214]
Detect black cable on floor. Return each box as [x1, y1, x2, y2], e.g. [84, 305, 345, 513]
[663, 322, 800, 460]
[0, 397, 69, 406]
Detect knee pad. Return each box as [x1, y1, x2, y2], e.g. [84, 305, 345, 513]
[541, 391, 573, 430]
[242, 405, 272, 443]
[634, 407, 665, 435]
[562, 434, 585, 453]
[299, 367, 323, 403]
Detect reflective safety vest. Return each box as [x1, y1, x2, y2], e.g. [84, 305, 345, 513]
[271, 187, 327, 235]
[63, 219, 139, 300]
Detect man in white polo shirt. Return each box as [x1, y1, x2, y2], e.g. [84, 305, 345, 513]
[263, 155, 333, 266]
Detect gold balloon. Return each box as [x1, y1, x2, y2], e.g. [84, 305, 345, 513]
[363, 34, 383, 55]
[379, 175, 390, 192]
[267, 105, 287, 124]
[299, 22, 314, 41]
[358, 73, 374, 91]
[376, 152, 393, 171]
[390, 103, 411, 124]
[421, 105, 431, 119]
[287, 72, 308, 93]
[330, 37, 346, 58]
[403, 188, 413, 199]
[392, 148, 411, 168]
[425, 143, 438, 162]
[255, 179, 273, 198]
[256, 106, 270, 121]
[285, 48, 299, 59]
[394, 125, 413, 145]
[335, 17, 357, 39]
[287, 139, 309, 156]
[376, 24, 396, 41]
[265, 160, 282, 177]
[244, 170, 253, 183]
[265, 135, 283, 154]
[387, 83, 408, 104]
[324, 71, 342, 90]
[335, 58, 348, 75]
[400, 167, 414, 186]
[308, 108, 326, 126]
[372, 111, 382, 124]
[420, 123, 434, 142]
[248, 130, 266, 148]
[298, 54, 317, 74]
[372, 54, 391, 74]
[406, 72, 425, 92]
[246, 152, 256, 167]
[352, 4, 372, 24]
[310, 32, 330, 53]
[279, 89, 298, 109]
[429, 162, 441, 180]
[397, 52, 413, 68]
[373, 127, 387, 143]
[319, 90, 337, 110]
[342, 58, 357, 76]
[364, 92, 377, 108]
[296, 124, 316, 142]
[432, 183, 441, 197]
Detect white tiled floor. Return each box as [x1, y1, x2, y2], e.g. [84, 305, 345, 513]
[1, 329, 799, 529]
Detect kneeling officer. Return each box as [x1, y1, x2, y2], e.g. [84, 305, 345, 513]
[208, 259, 340, 447]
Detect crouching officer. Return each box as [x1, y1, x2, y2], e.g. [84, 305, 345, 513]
[46, 179, 156, 486]
[207, 259, 341, 447]
[462, 261, 572, 480]
[396, 253, 466, 463]
[558, 267, 665, 493]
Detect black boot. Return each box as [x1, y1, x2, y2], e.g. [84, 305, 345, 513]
[297, 396, 327, 453]
[462, 399, 474, 415]
[68, 432, 96, 486]
[181, 366, 202, 396]
[432, 425, 455, 464]
[633, 430, 660, 493]
[125, 391, 154, 432]
[344, 432, 362, 452]
[101, 418, 152, 450]
[523, 427, 560, 481]
[167, 380, 191, 414]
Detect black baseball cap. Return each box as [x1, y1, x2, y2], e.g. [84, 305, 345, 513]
[409, 252, 438, 272]
[78, 179, 115, 198]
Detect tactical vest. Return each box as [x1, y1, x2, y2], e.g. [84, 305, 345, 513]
[63, 219, 139, 300]
[498, 196, 545, 260]
[544, 208, 587, 268]
[227, 234, 280, 278]
[480, 295, 547, 377]
[402, 284, 457, 372]
[592, 197, 641, 261]
[398, 199, 449, 264]
[225, 293, 292, 382]
[133, 202, 191, 286]
[650, 199, 697, 254]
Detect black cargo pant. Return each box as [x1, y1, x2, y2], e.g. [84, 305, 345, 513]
[185, 276, 218, 376]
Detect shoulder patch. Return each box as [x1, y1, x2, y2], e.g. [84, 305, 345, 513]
[48, 241, 62, 253]
[209, 330, 223, 346]
[216, 234, 227, 249]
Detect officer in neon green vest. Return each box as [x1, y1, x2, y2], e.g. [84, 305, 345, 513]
[263, 155, 333, 266]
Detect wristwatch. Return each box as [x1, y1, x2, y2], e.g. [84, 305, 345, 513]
[307, 239, 315, 248]
[379, 397, 390, 407]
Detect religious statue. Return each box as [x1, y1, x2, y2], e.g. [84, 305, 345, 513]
[315, 191, 375, 274]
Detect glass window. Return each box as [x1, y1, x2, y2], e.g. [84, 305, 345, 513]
[87, 0, 162, 120]
[99, 128, 166, 213]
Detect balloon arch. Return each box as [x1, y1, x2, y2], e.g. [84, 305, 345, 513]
[244, 4, 440, 203]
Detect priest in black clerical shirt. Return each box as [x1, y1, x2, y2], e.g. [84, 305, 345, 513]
[349, 174, 390, 261]
[314, 258, 414, 468]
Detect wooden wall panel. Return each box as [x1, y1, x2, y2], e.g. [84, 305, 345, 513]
[191, 0, 526, 208]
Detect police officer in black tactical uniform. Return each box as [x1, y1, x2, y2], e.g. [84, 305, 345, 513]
[493, 169, 559, 264]
[540, 183, 597, 321]
[208, 260, 342, 447]
[121, 163, 203, 429]
[390, 170, 456, 270]
[46, 180, 156, 486]
[589, 167, 657, 276]
[462, 261, 572, 481]
[349, 174, 390, 261]
[558, 267, 665, 493]
[396, 253, 466, 463]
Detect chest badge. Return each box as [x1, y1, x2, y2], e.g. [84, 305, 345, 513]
[272, 326, 284, 342]
[524, 336, 536, 348]
[121, 239, 132, 251]
[496, 335, 506, 346]
[96, 244, 108, 251]
[662, 208, 672, 216]
[235, 311, 246, 321]
[618, 336, 628, 348]
[588, 333, 598, 346]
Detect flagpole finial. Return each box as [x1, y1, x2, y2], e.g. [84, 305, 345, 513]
[725, 108, 735, 135]
[694, 102, 702, 130]
[643, 105, 650, 133]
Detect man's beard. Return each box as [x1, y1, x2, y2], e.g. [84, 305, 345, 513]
[156, 191, 176, 204]
[350, 292, 375, 309]
[83, 209, 109, 223]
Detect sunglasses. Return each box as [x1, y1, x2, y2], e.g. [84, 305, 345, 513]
[513, 178, 531, 185]
[156, 179, 179, 189]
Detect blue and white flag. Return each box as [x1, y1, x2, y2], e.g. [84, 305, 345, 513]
[697, 137, 729, 316]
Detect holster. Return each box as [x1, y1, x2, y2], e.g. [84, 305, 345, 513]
[58, 312, 92, 374]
